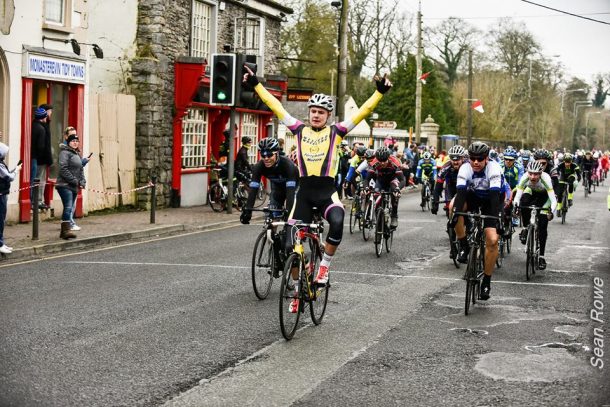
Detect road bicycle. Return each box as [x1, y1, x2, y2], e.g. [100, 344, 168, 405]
[454, 210, 499, 315]
[208, 168, 266, 212]
[249, 207, 286, 300]
[361, 187, 375, 242]
[277, 210, 329, 340]
[582, 171, 590, 198]
[374, 191, 395, 257]
[349, 181, 364, 234]
[420, 176, 432, 212]
[558, 182, 570, 224]
[519, 205, 543, 281]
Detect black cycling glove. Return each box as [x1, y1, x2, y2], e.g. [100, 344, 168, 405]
[375, 75, 392, 94]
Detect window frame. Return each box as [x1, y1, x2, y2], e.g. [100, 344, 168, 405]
[234, 14, 265, 74]
[43, 0, 74, 33]
[190, 0, 217, 61]
[240, 112, 259, 165]
[181, 107, 209, 169]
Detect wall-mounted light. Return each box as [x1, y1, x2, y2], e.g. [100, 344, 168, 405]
[42, 35, 104, 59]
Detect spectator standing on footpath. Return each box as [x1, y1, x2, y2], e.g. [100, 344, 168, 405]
[31, 107, 52, 209]
[56, 134, 86, 240]
[63, 126, 92, 231]
[0, 142, 22, 254]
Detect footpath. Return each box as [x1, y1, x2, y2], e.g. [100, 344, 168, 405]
[0, 205, 248, 264]
[1, 186, 420, 264]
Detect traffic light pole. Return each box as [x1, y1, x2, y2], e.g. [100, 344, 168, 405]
[226, 108, 237, 214]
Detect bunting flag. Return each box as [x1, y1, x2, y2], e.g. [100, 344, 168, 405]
[472, 100, 484, 113]
[419, 71, 431, 85]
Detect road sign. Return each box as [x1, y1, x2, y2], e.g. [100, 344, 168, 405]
[373, 121, 397, 129]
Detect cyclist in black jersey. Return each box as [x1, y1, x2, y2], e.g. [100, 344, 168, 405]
[240, 138, 299, 224]
[581, 151, 596, 193]
[432, 145, 467, 215]
[555, 153, 581, 212]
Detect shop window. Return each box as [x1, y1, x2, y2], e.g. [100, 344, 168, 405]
[235, 16, 264, 74]
[182, 108, 208, 168]
[44, 0, 73, 31]
[241, 113, 258, 164]
[191, 0, 216, 61]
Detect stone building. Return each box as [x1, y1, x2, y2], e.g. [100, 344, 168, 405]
[131, 0, 292, 208]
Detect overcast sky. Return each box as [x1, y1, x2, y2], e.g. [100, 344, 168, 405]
[399, 0, 610, 84]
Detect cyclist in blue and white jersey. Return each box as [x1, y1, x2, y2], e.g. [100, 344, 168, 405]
[450, 141, 502, 300]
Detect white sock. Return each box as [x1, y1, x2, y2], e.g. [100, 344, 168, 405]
[321, 252, 333, 268]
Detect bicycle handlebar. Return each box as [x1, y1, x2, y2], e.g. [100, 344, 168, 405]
[247, 207, 286, 213]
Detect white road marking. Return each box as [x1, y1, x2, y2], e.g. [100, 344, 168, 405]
[60, 261, 589, 288]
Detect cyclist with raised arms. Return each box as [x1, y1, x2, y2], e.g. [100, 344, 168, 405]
[243, 66, 392, 312]
[514, 160, 558, 270]
[240, 138, 299, 225]
[365, 146, 405, 229]
[450, 141, 502, 301]
[431, 145, 468, 216]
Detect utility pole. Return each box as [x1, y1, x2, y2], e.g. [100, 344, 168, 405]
[526, 58, 532, 143]
[466, 49, 473, 146]
[336, 0, 349, 122]
[415, 0, 422, 143]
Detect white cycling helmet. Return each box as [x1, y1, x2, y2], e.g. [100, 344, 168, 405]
[422, 151, 432, 160]
[307, 93, 334, 112]
[527, 160, 544, 173]
[448, 145, 467, 159]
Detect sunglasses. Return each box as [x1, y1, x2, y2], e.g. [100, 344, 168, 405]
[260, 151, 275, 158]
[469, 155, 486, 162]
[450, 156, 462, 161]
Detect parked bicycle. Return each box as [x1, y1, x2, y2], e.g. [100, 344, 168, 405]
[277, 209, 329, 340]
[454, 210, 499, 315]
[249, 207, 286, 300]
[374, 191, 395, 257]
[208, 167, 266, 212]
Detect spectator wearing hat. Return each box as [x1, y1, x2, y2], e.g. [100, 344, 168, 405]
[56, 134, 86, 239]
[0, 142, 22, 254]
[234, 136, 252, 183]
[31, 107, 52, 209]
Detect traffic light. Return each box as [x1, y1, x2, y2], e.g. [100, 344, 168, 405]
[235, 54, 259, 109]
[210, 54, 236, 105]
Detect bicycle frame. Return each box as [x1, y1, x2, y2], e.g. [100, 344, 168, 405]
[520, 205, 542, 280]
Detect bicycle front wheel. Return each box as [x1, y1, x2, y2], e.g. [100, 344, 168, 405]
[309, 244, 328, 325]
[362, 200, 374, 241]
[349, 201, 359, 234]
[496, 238, 504, 268]
[251, 231, 274, 300]
[374, 209, 384, 258]
[525, 227, 534, 281]
[208, 183, 226, 212]
[465, 247, 477, 315]
[385, 228, 393, 253]
[279, 253, 302, 340]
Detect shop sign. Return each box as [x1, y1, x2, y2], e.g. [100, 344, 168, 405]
[23, 52, 86, 84]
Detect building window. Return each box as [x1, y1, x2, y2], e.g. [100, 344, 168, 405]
[241, 113, 258, 164]
[182, 108, 208, 168]
[191, 0, 213, 59]
[44, 0, 73, 30]
[235, 16, 265, 73]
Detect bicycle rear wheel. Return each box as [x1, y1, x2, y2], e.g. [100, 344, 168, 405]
[251, 231, 274, 300]
[279, 253, 302, 340]
[309, 244, 328, 325]
[208, 183, 226, 212]
[374, 209, 384, 258]
[362, 200, 373, 241]
[465, 247, 477, 315]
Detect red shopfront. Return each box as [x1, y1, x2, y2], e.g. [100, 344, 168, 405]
[19, 48, 86, 222]
[172, 58, 286, 207]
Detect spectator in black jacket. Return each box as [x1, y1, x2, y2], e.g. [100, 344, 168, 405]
[31, 107, 52, 209]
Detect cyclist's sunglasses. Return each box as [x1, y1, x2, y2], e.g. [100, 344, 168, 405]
[449, 155, 463, 161]
[260, 151, 275, 158]
[469, 155, 487, 162]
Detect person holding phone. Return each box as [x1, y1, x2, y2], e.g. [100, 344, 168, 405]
[0, 143, 22, 253]
[63, 126, 92, 231]
[56, 134, 86, 239]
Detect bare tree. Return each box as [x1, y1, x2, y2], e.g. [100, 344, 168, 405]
[489, 19, 540, 78]
[426, 17, 478, 86]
